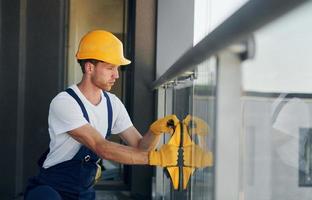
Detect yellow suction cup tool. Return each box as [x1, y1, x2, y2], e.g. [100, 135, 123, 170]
[165, 116, 213, 190]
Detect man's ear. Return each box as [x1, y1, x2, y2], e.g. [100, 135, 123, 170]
[85, 62, 94, 73]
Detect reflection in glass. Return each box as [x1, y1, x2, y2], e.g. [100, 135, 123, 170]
[241, 94, 312, 200]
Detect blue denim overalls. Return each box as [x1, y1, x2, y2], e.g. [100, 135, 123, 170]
[25, 88, 113, 200]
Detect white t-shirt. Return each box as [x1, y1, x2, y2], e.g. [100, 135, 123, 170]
[43, 85, 133, 168]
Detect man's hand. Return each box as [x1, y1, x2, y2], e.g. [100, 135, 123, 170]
[183, 115, 209, 136]
[149, 144, 179, 167]
[150, 114, 179, 135]
[183, 144, 213, 168]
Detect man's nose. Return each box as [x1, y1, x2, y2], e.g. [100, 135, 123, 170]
[113, 68, 119, 79]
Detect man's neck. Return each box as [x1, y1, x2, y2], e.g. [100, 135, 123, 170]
[77, 81, 102, 106]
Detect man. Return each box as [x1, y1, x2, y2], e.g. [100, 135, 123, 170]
[25, 30, 179, 200]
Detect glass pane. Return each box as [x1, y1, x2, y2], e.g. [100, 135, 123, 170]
[194, 0, 248, 44]
[172, 79, 194, 199]
[189, 58, 217, 200]
[240, 2, 312, 200]
[159, 57, 217, 199]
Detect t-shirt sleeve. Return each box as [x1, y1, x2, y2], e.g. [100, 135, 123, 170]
[48, 93, 88, 135]
[110, 94, 133, 134]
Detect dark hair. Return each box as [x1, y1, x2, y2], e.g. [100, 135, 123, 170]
[77, 59, 101, 73]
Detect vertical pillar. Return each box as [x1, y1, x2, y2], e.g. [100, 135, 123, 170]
[215, 50, 241, 200]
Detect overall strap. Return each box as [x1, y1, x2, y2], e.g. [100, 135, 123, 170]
[65, 88, 90, 122]
[103, 91, 112, 138]
[66, 88, 113, 137]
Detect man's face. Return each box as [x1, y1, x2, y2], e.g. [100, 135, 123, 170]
[90, 61, 119, 91]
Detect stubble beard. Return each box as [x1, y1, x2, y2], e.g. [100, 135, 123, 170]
[91, 77, 112, 91]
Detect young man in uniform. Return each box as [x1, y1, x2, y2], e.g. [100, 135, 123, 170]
[25, 30, 179, 200]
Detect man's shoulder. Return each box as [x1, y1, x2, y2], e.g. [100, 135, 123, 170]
[103, 92, 127, 113]
[103, 91, 119, 102]
[50, 90, 76, 107]
[53, 90, 72, 100]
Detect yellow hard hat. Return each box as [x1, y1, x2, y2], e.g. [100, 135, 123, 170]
[76, 30, 131, 66]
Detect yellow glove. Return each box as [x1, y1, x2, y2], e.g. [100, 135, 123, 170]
[150, 114, 179, 135]
[183, 115, 209, 136]
[149, 144, 179, 167]
[183, 144, 213, 168]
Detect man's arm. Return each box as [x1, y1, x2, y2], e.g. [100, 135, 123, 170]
[69, 124, 149, 165]
[118, 114, 180, 151]
[68, 114, 180, 166]
[118, 126, 161, 151]
[69, 124, 178, 167]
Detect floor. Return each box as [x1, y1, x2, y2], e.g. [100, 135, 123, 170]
[96, 190, 135, 200]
